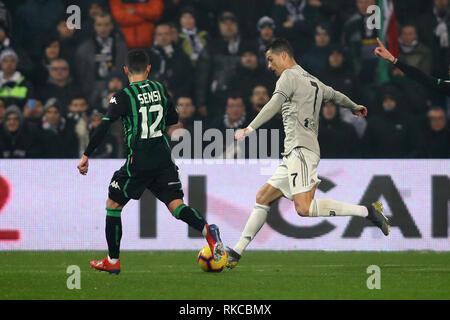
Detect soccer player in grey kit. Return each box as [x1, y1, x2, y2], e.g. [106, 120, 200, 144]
[226, 38, 390, 269]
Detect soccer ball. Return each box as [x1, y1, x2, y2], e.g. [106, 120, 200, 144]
[197, 245, 227, 272]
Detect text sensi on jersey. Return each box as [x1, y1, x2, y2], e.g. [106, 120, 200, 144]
[137, 90, 162, 105]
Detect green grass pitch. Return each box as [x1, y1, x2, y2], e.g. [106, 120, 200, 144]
[1, 251, 449, 300]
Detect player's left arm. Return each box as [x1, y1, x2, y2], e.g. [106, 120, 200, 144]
[77, 92, 128, 175]
[321, 81, 367, 118]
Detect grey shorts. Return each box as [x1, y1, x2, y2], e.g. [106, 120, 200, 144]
[267, 147, 321, 200]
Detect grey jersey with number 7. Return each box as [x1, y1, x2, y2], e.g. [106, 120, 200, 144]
[274, 64, 359, 157]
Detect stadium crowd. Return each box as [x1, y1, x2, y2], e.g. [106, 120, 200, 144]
[0, 0, 449, 159]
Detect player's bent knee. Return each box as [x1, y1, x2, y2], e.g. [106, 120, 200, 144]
[295, 203, 310, 217]
[106, 198, 123, 210]
[255, 193, 269, 206]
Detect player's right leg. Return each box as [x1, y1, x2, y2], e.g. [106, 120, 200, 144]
[290, 147, 390, 236]
[149, 165, 224, 261]
[90, 167, 135, 275]
[227, 183, 283, 269]
[167, 199, 224, 261]
[89, 197, 126, 275]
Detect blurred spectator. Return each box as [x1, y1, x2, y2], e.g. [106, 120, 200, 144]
[55, 18, 81, 68]
[148, 23, 193, 98]
[109, 0, 164, 48]
[318, 101, 360, 158]
[211, 94, 251, 158]
[40, 100, 78, 158]
[78, 0, 109, 41]
[273, 0, 338, 57]
[161, 0, 216, 33]
[417, 106, 450, 158]
[362, 91, 420, 158]
[31, 36, 63, 86]
[74, 12, 128, 102]
[419, 0, 450, 79]
[88, 110, 118, 158]
[67, 96, 90, 158]
[0, 105, 43, 158]
[341, 0, 378, 84]
[173, 95, 197, 136]
[231, 46, 274, 102]
[0, 98, 4, 124]
[178, 6, 208, 66]
[248, 84, 284, 158]
[168, 22, 181, 46]
[90, 71, 125, 113]
[256, 16, 276, 67]
[0, 1, 12, 37]
[321, 45, 359, 101]
[37, 58, 81, 115]
[387, 65, 431, 117]
[0, 21, 33, 77]
[168, 95, 197, 156]
[195, 11, 246, 119]
[214, 0, 274, 38]
[301, 24, 332, 77]
[0, 49, 34, 109]
[22, 98, 44, 126]
[14, 0, 65, 59]
[398, 24, 432, 75]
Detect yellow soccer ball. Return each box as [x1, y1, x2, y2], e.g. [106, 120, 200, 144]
[197, 245, 227, 272]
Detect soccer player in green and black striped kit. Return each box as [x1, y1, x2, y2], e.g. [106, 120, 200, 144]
[77, 49, 223, 274]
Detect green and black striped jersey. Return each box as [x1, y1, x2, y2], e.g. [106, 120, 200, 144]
[84, 79, 178, 171]
[107, 80, 178, 145]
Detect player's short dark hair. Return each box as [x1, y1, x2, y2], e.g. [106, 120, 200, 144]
[265, 38, 294, 57]
[125, 49, 150, 74]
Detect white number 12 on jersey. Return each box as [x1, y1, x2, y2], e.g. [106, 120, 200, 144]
[139, 104, 163, 139]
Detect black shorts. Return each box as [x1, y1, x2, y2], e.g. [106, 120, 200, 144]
[108, 164, 184, 206]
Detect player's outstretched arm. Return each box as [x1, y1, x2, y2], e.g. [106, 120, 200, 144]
[77, 154, 89, 175]
[235, 93, 285, 141]
[77, 119, 113, 175]
[352, 105, 368, 117]
[374, 37, 396, 63]
[374, 37, 450, 95]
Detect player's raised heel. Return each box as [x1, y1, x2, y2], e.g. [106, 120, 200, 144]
[206, 224, 224, 261]
[366, 202, 390, 236]
[225, 246, 241, 269]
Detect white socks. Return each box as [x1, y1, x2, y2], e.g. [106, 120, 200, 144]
[233, 203, 270, 255]
[309, 198, 368, 217]
[232, 199, 367, 256]
[108, 256, 119, 264]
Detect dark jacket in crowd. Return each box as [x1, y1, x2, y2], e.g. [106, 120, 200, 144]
[362, 109, 420, 158]
[37, 80, 82, 115]
[147, 43, 193, 98]
[231, 64, 274, 103]
[41, 117, 79, 158]
[0, 107, 44, 158]
[74, 32, 128, 99]
[318, 112, 360, 159]
[321, 64, 359, 102]
[14, 0, 65, 59]
[417, 125, 450, 158]
[195, 37, 246, 118]
[301, 45, 331, 78]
